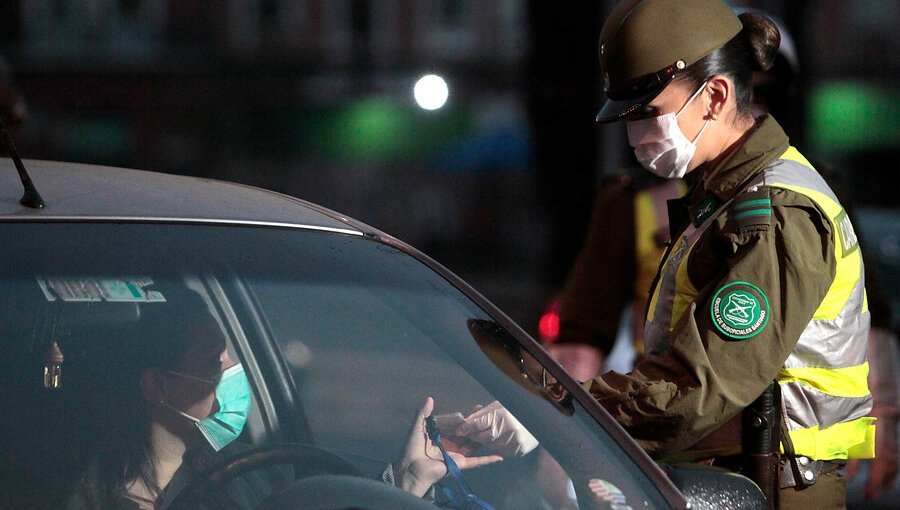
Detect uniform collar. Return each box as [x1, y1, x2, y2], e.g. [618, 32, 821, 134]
[693, 115, 790, 203]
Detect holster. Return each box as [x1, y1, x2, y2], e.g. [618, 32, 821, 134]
[741, 381, 781, 510]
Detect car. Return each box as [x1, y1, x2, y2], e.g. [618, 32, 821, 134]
[0, 156, 767, 510]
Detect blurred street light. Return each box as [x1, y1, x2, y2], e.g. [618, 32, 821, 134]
[414, 74, 449, 111]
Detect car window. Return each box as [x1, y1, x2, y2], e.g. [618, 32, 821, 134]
[0, 223, 672, 510]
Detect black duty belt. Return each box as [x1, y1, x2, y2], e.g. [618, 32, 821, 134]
[778, 456, 844, 489]
[711, 454, 844, 489]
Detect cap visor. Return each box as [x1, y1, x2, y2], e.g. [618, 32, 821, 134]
[595, 87, 661, 123]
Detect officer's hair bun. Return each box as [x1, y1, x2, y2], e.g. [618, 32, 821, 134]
[739, 12, 781, 72]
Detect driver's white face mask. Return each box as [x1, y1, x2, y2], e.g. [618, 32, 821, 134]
[626, 81, 710, 179]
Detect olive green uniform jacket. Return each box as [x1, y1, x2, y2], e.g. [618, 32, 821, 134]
[587, 116, 847, 460]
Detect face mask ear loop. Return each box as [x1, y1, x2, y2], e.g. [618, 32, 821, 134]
[690, 117, 711, 144]
[676, 81, 708, 117]
[166, 370, 217, 385]
[676, 81, 710, 145]
[161, 401, 202, 424]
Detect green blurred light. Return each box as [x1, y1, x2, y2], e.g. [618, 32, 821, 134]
[808, 82, 899, 154]
[290, 97, 471, 164]
[340, 98, 409, 160]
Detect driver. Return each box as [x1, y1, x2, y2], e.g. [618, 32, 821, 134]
[65, 289, 284, 509]
[65, 289, 534, 509]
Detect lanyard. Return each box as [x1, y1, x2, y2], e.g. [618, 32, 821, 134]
[425, 415, 495, 510]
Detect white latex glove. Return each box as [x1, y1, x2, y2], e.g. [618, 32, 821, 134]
[394, 397, 502, 497]
[455, 401, 539, 457]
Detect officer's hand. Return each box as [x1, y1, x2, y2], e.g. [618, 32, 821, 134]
[455, 401, 539, 457]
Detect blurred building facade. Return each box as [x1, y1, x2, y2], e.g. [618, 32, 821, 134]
[0, 0, 897, 331]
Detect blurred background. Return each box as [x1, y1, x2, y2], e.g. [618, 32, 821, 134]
[0, 0, 897, 335]
[0, 2, 897, 507]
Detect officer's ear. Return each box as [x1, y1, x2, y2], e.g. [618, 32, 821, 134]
[705, 74, 733, 121]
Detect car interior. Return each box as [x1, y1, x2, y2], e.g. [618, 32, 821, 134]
[0, 223, 678, 510]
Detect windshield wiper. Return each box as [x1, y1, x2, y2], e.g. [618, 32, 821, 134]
[1, 118, 44, 209]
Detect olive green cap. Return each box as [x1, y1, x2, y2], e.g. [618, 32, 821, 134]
[596, 0, 742, 123]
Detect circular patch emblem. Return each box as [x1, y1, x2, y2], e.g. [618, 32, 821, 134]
[711, 281, 769, 340]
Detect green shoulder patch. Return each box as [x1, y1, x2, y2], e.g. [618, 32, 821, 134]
[733, 189, 772, 229]
[710, 281, 770, 340]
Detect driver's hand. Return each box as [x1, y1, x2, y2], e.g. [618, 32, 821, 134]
[394, 397, 502, 497]
[455, 401, 539, 457]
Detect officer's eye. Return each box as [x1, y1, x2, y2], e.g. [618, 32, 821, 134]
[632, 106, 660, 120]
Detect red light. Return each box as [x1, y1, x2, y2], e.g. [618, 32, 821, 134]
[538, 296, 561, 343]
[539, 312, 559, 341]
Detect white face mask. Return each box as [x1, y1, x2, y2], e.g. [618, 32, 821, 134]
[626, 81, 710, 179]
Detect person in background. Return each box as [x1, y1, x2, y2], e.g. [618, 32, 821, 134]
[544, 165, 685, 381]
[0, 54, 27, 129]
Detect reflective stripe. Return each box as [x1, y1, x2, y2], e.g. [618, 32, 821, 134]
[765, 149, 873, 459]
[778, 363, 870, 398]
[786, 417, 876, 460]
[769, 147, 838, 202]
[784, 311, 870, 369]
[778, 146, 815, 172]
[780, 380, 873, 429]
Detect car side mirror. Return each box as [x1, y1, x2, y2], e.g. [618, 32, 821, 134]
[663, 463, 768, 510]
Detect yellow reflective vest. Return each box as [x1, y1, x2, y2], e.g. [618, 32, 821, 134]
[588, 116, 874, 462]
[643, 147, 874, 461]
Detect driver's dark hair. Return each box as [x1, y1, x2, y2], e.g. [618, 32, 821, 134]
[680, 12, 780, 122]
[74, 287, 221, 506]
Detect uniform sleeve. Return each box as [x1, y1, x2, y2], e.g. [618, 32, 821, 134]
[556, 180, 636, 354]
[587, 187, 837, 459]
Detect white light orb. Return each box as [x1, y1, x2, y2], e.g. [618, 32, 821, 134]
[414, 74, 449, 110]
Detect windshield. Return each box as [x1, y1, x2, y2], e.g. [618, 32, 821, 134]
[0, 222, 672, 510]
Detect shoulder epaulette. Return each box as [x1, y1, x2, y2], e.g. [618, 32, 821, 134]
[732, 188, 772, 229]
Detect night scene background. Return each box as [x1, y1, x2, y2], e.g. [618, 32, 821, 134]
[0, 0, 897, 353]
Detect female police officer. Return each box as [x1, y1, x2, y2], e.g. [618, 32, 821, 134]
[586, 1, 874, 508]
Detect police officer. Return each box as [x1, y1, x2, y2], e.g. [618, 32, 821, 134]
[584, 1, 875, 508]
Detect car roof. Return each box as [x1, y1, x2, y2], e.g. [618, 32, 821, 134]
[0, 158, 371, 235]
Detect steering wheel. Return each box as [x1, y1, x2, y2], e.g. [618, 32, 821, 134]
[167, 443, 363, 510]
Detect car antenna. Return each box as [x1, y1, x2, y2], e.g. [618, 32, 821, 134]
[0, 117, 44, 209]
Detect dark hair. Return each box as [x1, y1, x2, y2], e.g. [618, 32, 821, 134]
[88, 287, 220, 505]
[681, 12, 781, 120]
